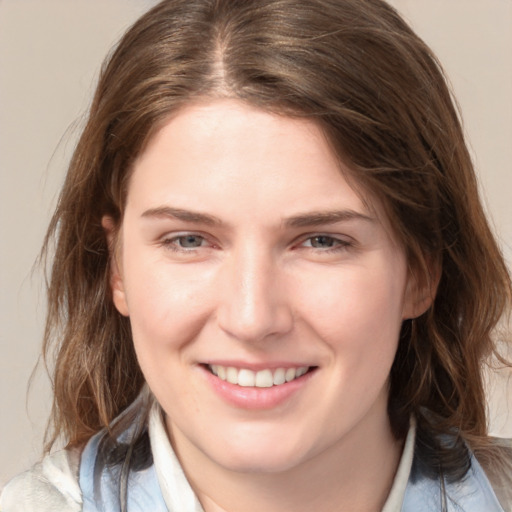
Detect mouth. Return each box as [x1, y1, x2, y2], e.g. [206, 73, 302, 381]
[206, 364, 315, 388]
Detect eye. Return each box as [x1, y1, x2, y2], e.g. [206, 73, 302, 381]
[307, 235, 338, 249]
[302, 235, 348, 250]
[161, 233, 209, 252]
[174, 234, 206, 248]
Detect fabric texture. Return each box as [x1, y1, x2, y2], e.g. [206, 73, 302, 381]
[0, 447, 82, 512]
[1, 403, 510, 511]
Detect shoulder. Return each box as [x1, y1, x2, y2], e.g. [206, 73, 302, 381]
[404, 422, 512, 511]
[477, 437, 512, 512]
[0, 447, 82, 512]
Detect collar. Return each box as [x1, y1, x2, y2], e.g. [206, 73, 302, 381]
[149, 402, 203, 511]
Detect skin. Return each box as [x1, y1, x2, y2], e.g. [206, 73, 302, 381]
[105, 99, 430, 512]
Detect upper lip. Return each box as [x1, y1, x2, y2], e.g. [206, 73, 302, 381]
[201, 360, 316, 371]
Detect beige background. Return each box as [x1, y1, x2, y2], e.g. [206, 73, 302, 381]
[1, 0, 511, 488]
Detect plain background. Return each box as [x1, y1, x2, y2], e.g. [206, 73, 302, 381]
[1, 0, 511, 489]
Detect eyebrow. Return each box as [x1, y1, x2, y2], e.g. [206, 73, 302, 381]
[284, 209, 376, 228]
[141, 206, 222, 225]
[141, 206, 375, 228]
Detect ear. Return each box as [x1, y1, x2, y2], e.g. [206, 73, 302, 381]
[102, 215, 129, 317]
[402, 260, 440, 320]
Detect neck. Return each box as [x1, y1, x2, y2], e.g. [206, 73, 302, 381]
[168, 406, 404, 512]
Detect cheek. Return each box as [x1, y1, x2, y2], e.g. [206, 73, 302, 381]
[122, 261, 215, 408]
[293, 257, 407, 400]
[120, 248, 216, 359]
[297, 264, 406, 343]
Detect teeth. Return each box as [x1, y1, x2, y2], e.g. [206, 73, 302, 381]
[208, 365, 310, 388]
[255, 369, 273, 388]
[217, 365, 226, 380]
[296, 367, 308, 377]
[273, 368, 286, 385]
[238, 369, 255, 387]
[226, 367, 238, 385]
[285, 368, 296, 382]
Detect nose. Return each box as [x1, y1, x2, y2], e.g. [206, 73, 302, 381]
[216, 247, 293, 343]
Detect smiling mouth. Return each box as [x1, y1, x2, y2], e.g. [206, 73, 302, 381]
[207, 365, 315, 388]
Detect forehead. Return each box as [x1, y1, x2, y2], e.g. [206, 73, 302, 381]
[128, 99, 386, 227]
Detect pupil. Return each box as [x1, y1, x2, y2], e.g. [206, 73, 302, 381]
[312, 236, 333, 248]
[180, 235, 202, 247]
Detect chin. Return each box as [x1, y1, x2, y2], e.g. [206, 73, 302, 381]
[214, 447, 308, 475]
[200, 427, 316, 475]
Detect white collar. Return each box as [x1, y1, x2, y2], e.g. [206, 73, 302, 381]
[149, 402, 204, 512]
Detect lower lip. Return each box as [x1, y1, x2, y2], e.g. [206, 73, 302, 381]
[200, 366, 316, 410]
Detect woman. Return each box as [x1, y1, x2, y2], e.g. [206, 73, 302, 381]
[1, 0, 511, 510]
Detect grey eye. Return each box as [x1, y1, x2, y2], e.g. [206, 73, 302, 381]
[309, 235, 336, 248]
[177, 235, 205, 248]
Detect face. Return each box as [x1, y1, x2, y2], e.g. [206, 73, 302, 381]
[108, 99, 424, 475]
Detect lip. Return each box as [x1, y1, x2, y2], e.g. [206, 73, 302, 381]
[199, 363, 317, 410]
[201, 359, 313, 371]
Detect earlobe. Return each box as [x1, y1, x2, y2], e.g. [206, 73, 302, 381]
[102, 216, 129, 317]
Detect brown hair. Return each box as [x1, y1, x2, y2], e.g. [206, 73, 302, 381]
[43, 0, 511, 480]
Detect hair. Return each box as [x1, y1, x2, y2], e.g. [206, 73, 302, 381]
[42, 0, 511, 491]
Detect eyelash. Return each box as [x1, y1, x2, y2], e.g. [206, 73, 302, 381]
[160, 233, 210, 253]
[297, 234, 352, 254]
[159, 232, 352, 255]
